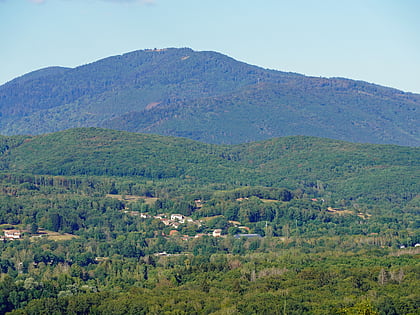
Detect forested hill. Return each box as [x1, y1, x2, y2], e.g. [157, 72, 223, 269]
[0, 128, 419, 314]
[1, 128, 418, 208]
[1, 48, 419, 146]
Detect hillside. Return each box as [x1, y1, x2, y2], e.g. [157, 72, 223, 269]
[1, 128, 418, 209]
[0, 48, 419, 146]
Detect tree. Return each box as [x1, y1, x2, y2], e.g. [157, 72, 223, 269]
[378, 268, 388, 286]
[30, 223, 39, 234]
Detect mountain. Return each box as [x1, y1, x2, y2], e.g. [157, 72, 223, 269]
[1, 48, 419, 146]
[1, 128, 418, 208]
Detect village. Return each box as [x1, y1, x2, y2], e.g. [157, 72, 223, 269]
[0, 206, 262, 243]
[121, 210, 262, 241]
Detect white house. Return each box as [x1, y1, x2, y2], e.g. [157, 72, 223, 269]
[4, 230, 22, 239]
[171, 214, 185, 223]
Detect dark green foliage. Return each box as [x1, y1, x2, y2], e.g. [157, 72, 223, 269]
[2, 250, 419, 314]
[0, 48, 419, 146]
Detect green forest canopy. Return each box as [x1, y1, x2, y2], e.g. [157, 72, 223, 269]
[0, 128, 418, 314]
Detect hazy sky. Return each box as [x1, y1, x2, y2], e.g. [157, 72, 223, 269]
[1, 0, 419, 93]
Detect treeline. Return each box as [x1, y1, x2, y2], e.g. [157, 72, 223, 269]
[1, 244, 418, 314]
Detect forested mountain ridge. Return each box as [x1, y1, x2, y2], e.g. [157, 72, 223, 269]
[0, 128, 418, 209]
[1, 48, 419, 145]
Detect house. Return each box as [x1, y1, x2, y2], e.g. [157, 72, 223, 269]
[4, 229, 22, 239]
[212, 229, 222, 237]
[169, 230, 179, 236]
[171, 214, 185, 223]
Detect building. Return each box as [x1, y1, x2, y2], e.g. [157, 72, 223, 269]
[4, 229, 22, 239]
[169, 230, 179, 236]
[170, 214, 185, 223]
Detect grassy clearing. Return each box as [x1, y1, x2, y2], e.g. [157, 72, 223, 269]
[260, 198, 280, 203]
[31, 229, 78, 241]
[45, 232, 78, 241]
[200, 215, 224, 221]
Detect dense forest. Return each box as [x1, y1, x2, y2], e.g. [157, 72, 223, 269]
[0, 128, 418, 314]
[1, 48, 419, 146]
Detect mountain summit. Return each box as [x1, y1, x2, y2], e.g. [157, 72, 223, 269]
[1, 48, 419, 145]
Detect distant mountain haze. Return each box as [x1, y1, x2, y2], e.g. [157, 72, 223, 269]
[1, 48, 419, 146]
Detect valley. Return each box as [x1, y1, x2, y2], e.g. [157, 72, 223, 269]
[0, 128, 418, 314]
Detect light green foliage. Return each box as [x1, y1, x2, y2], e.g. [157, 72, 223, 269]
[0, 129, 418, 313]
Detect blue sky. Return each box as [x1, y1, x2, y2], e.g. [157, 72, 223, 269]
[1, 0, 419, 93]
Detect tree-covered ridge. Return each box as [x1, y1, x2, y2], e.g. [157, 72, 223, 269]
[1, 128, 225, 179]
[0, 48, 419, 146]
[0, 48, 272, 135]
[1, 128, 418, 207]
[105, 79, 420, 146]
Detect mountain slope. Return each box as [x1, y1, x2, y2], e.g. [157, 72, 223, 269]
[1, 48, 419, 145]
[104, 79, 419, 145]
[1, 128, 418, 208]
